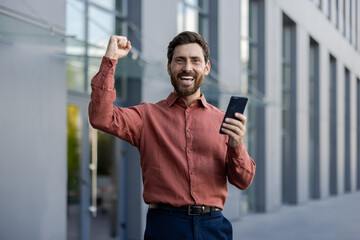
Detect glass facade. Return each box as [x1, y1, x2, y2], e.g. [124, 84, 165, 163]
[65, 1, 130, 239]
[66, 0, 130, 96]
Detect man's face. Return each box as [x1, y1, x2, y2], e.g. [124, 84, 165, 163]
[167, 43, 210, 98]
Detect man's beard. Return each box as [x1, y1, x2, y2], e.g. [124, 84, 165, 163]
[170, 72, 204, 98]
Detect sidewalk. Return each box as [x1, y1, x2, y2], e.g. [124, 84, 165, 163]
[232, 191, 360, 240]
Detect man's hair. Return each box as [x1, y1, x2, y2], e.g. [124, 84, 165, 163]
[167, 31, 210, 64]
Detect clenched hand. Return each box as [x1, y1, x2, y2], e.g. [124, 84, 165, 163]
[104, 35, 132, 60]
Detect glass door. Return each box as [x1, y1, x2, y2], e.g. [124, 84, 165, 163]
[67, 96, 123, 240]
[90, 129, 121, 240]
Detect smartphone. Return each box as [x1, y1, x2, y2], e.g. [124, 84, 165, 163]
[219, 96, 248, 134]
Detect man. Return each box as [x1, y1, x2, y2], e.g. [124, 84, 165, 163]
[89, 31, 256, 240]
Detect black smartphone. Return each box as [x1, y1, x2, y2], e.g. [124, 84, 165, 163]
[219, 96, 248, 134]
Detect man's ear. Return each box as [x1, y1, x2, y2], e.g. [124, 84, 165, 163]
[204, 60, 211, 76]
[167, 63, 171, 75]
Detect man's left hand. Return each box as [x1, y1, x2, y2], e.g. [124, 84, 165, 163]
[221, 113, 247, 148]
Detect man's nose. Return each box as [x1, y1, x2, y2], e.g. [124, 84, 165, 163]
[183, 61, 193, 72]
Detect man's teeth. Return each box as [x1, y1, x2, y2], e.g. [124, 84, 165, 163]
[180, 76, 194, 80]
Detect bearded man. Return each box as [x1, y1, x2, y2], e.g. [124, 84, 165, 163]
[88, 31, 256, 240]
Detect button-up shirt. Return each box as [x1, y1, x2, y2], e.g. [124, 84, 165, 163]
[89, 57, 256, 209]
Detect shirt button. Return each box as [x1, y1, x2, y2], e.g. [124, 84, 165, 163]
[187, 149, 191, 153]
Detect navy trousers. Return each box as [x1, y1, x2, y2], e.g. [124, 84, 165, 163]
[144, 208, 233, 240]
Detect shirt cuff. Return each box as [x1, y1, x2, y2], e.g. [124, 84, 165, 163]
[227, 142, 250, 167]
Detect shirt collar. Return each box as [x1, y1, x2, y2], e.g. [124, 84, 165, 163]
[166, 92, 209, 109]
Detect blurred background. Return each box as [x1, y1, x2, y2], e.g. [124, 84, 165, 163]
[0, 0, 359, 239]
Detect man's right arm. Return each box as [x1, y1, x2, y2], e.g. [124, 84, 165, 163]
[88, 36, 143, 147]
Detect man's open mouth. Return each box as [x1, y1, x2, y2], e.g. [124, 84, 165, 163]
[179, 76, 195, 86]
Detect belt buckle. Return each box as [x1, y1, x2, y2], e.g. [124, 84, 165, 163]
[187, 205, 204, 216]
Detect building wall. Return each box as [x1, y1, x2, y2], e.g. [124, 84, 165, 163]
[272, 0, 360, 204]
[0, 1, 66, 239]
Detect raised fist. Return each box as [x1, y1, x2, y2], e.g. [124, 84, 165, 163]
[104, 35, 132, 60]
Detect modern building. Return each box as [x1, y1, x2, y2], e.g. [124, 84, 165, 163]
[0, 0, 359, 239]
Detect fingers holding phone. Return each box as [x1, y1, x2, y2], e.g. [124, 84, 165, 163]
[221, 113, 247, 148]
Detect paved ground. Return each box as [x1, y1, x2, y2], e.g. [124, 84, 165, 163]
[232, 191, 360, 240]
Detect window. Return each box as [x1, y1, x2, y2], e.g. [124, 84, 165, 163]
[282, 14, 297, 204]
[329, 54, 337, 195]
[350, 0, 353, 44]
[66, 0, 86, 92]
[343, 0, 346, 36]
[309, 38, 320, 199]
[177, 0, 210, 40]
[177, 0, 219, 105]
[344, 68, 351, 192]
[336, 0, 339, 29]
[328, 0, 332, 20]
[240, 0, 266, 213]
[66, 0, 127, 96]
[318, 0, 323, 9]
[357, 78, 360, 189]
[356, 0, 359, 49]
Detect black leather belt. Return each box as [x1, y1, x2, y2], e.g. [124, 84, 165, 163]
[149, 203, 222, 216]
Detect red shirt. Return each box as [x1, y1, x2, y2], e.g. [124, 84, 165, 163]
[89, 57, 256, 209]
